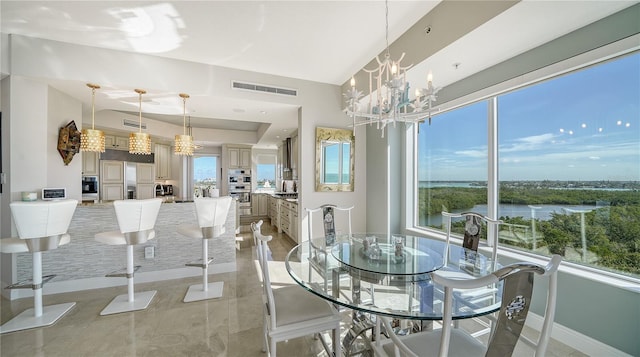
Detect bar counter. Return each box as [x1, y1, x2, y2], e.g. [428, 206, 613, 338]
[15, 201, 237, 292]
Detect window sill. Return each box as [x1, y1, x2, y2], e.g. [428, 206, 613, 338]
[405, 226, 640, 294]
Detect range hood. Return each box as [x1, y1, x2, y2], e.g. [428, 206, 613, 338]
[282, 138, 292, 179]
[101, 149, 154, 164]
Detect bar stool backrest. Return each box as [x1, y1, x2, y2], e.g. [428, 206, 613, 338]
[10, 199, 77, 239]
[195, 196, 232, 229]
[113, 198, 162, 234]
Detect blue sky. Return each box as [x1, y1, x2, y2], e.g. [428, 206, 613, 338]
[418, 52, 639, 181]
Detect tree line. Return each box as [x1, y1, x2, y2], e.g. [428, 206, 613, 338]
[419, 186, 640, 276]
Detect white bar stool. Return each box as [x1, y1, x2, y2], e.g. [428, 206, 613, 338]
[0, 199, 78, 334]
[95, 198, 162, 315]
[177, 196, 232, 302]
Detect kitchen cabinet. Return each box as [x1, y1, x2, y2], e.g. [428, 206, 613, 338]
[269, 195, 280, 229]
[281, 200, 298, 242]
[137, 163, 155, 184]
[82, 151, 99, 176]
[105, 135, 129, 150]
[101, 160, 124, 183]
[136, 183, 155, 199]
[101, 160, 124, 201]
[154, 143, 171, 179]
[102, 184, 123, 201]
[252, 193, 269, 216]
[137, 163, 155, 199]
[228, 147, 251, 169]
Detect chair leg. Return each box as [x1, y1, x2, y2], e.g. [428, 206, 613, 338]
[0, 252, 75, 334]
[183, 238, 223, 302]
[271, 337, 277, 357]
[100, 245, 156, 315]
[334, 325, 342, 357]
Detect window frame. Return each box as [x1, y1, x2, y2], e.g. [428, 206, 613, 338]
[408, 36, 640, 287]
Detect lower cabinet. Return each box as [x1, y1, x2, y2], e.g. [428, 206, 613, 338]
[137, 183, 155, 199]
[252, 193, 269, 216]
[280, 200, 298, 243]
[102, 184, 123, 201]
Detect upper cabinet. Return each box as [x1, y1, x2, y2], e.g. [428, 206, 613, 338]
[154, 143, 171, 180]
[104, 135, 129, 151]
[228, 146, 251, 169]
[82, 151, 99, 176]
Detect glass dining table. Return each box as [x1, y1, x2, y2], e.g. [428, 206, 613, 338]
[285, 233, 502, 356]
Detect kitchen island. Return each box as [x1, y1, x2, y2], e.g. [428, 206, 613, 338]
[14, 201, 237, 296]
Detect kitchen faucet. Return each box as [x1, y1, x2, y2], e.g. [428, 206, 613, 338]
[155, 183, 164, 196]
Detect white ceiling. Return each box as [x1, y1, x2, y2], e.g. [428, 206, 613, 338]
[1, 0, 637, 148]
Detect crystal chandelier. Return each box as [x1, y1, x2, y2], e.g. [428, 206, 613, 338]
[174, 93, 194, 156]
[129, 88, 151, 155]
[344, 0, 441, 138]
[80, 83, 105, 152]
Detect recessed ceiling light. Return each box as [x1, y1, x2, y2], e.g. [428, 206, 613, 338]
[276, 135, 280, 139]
[233, 108, 245, 113]
[260, 110, 267, 115]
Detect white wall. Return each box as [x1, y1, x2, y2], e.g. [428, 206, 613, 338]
[47, 86, 83, 201]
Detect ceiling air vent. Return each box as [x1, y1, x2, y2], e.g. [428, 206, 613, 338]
[123, 119, 147, 130]
[232, 81, 297, 97]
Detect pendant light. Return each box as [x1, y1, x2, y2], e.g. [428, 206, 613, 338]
[80, 83, 105, 152]
[174, 93, 194, 156]
[129, 88, 151, 155]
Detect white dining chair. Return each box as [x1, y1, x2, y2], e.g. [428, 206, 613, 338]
[373, 254, 562, 357]
[306, 204, 353, 293]
[255, 224, 342, 357]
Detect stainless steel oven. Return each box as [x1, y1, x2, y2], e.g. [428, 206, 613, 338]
[82, 176, 99, 202]
[229, 190, 251, 215]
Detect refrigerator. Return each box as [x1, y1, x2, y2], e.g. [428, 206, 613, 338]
[125, 162, 137, 199]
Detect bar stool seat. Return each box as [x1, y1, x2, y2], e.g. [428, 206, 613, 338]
[95, 198, 162, 315]
[177, 196, 232, 302]
[0, 199, 77, 334]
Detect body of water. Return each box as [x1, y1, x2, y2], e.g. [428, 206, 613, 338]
[420, 203, 600, 227]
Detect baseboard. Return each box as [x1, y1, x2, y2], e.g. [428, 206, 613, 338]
[526, 312, 632, 357]
[1, 262, 236, 300]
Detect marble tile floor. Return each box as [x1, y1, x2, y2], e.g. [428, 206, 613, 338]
[1, 223, 585, 357]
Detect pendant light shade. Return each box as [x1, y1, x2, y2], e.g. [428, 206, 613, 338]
[129, 88, 151, 155]
[80, 83, 105, 152]
[174, 93, 194, 156]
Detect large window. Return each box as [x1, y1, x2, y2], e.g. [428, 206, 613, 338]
[193, 156, 217, 197]
[256, 163, 276, 192]
[416, 51, 640, 278]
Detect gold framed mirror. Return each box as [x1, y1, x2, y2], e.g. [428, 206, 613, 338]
[315, 127, 354, 192]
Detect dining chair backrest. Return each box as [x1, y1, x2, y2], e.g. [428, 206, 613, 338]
[254, 227, 277, 328]
[442, 211, 503, 265]
[436, 254, 561, 357]
[306, 204, 353, 243]
[251, 220, 264, 246]
[378, 254, 562, 357]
